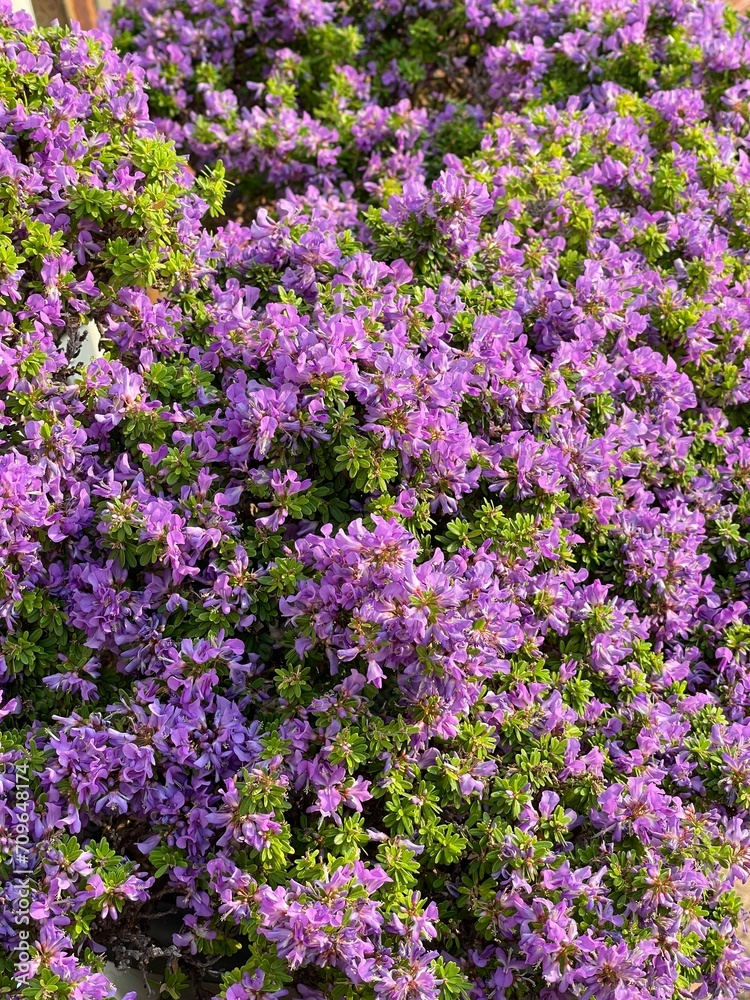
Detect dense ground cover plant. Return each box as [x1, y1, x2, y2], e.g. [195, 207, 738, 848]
[7, 1, 750, 999]
[103, 0, 750, 209]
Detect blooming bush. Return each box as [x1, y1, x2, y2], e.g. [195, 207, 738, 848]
[6, 0, 750, 999]
[103, 0, 750, 208]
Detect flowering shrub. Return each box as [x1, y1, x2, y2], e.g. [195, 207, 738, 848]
[103, 0, 750, 207]
[102, 0, 462, 202]
[6, 1, 750, 1000]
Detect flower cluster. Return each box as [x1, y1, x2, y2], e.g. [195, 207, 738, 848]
[5, 1, 750, 999]
[104, 0, 750, 208]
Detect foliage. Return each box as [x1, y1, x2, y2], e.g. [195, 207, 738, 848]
[4, 2, 750, 1000]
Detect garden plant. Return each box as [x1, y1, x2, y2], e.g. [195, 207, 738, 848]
[5, 0, 750, 999]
